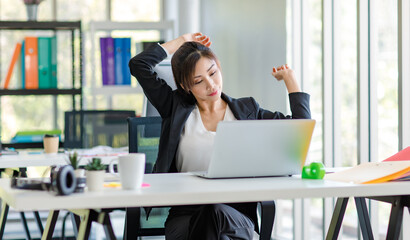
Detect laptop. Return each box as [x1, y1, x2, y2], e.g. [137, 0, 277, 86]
[192, 119, 316, 178]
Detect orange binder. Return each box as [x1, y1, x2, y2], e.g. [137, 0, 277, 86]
[24, 37, 39, 89]
[3, 43, 22, 89]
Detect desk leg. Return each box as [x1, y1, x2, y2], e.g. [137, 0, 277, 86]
[34, 211, 44, 234]
[0, 202, 9, 239]
[20, 212, 32, 240]
[386, 197, 404, 240]
[71, 212, 80, 237]
[77, 209, 93, 240]
[326, 197, 348, 240]
[101, 211, 116, 240]
[41, 210, 59, 240]
[354, 197, 374, 240]
[75, 209, 117, 240]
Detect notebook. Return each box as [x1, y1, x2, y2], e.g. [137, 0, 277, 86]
[192, 119, 316, 178]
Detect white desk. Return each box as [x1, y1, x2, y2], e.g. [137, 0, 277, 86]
[0, 152, 126, 169]
[0, 173, 410, 239]
[0, 173, 410, 210]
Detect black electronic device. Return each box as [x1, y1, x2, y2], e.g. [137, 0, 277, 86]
[11, 165, 77, 196]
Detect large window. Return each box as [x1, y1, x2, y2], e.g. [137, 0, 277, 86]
[283, 0, 407, 239]
[374, 0, 399, 237]
[337, 0, 358, 167]
[374, 0, 398, 161]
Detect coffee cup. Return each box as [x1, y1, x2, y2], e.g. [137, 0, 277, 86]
[109, 153, 145, 190]
[43, 134, 59, 154]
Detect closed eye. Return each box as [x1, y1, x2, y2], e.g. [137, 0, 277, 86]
[210, 71, 217, 76]
[194, 80, 203, 85]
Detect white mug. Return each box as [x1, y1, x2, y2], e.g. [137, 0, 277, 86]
[109, 153, 145, 190]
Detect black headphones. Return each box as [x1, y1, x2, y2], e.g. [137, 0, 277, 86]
[11, 165, 77, 196]
[49, 165, 77, 195]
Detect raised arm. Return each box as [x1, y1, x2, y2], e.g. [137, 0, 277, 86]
[161, 32, 211, 55]
[271, 64, 301, 93]
[267, 64, 310, 119]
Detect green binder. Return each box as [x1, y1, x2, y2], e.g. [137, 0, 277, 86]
[50, 36, 57, 88]
[38, 37, 52, 89]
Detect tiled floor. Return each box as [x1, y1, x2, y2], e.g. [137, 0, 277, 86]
[2, 209, 166, 240]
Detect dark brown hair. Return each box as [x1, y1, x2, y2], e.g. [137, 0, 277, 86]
[171, 41, 221, 95]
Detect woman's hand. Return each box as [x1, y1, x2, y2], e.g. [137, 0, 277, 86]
[182, 32, 212, 47]
[161, 32, 212, 55]
[271, 64, 301, 93]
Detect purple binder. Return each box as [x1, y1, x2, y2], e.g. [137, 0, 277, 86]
[100, 37, 115, 85]
[114, 38, 123, 85]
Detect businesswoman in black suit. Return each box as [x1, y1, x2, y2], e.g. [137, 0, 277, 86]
[129, 32, 310, 240]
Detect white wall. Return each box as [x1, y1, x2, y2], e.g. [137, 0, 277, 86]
[200, 0, 287, 113]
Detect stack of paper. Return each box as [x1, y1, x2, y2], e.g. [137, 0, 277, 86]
[324, 147, 410, 184]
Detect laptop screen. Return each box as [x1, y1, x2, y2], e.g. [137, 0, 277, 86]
[202, 119, 316, 178]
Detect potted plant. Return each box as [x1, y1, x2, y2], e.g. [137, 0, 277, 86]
[84, 158, 106, 192]
[67, 151, 81, 169]
[67, 151, 86, 192]
[23, 0, 45, 21]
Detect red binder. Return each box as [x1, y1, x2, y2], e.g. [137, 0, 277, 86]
[24, 37, 39, 89]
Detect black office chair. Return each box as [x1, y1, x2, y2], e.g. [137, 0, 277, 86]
[64, 110, 136, 149]
[124, 116, 166, 239]
[125, 116, 276, 240]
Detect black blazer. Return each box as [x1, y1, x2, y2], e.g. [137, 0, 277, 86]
[129, 43, 311, 227]
[129, 44, 311, 174]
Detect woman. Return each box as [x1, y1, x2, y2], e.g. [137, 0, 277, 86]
[129, 33, 310, 240]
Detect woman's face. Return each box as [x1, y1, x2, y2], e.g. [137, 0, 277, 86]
[189, 57, 223, 103]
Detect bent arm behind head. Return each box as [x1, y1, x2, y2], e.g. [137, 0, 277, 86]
[161, 33, 212, 55]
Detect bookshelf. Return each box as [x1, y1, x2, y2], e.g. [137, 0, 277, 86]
[0, 20, 83, 148]
[87, 20, 174, 109]
[0, 89, 81, 96]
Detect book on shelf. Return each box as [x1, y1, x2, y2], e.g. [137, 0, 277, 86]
[50, 36, 57, 88]
[24, 36, 39, 89]
[114, 38, 124, 85]
[10, 129, 61, 143]
[324, 146, 410, 184]
[113, 37, 131, 85]
[3, 36, 58, 90]
[121, 38, 131, 85]
[20, 40, 26, 88]
[3, 43, 22, 89]
[100, 37, 115, 85]
[101, 37, 132, 86]
[38, 37, 52, 89]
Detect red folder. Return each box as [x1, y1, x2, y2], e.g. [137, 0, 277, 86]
[3, 43, 22, 89]
[24, 37, 39, 89]
[383, 146, 410, 180]
[383, 146, 410, 162]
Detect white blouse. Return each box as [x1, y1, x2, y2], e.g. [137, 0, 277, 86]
[176, 105, 237, 172]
